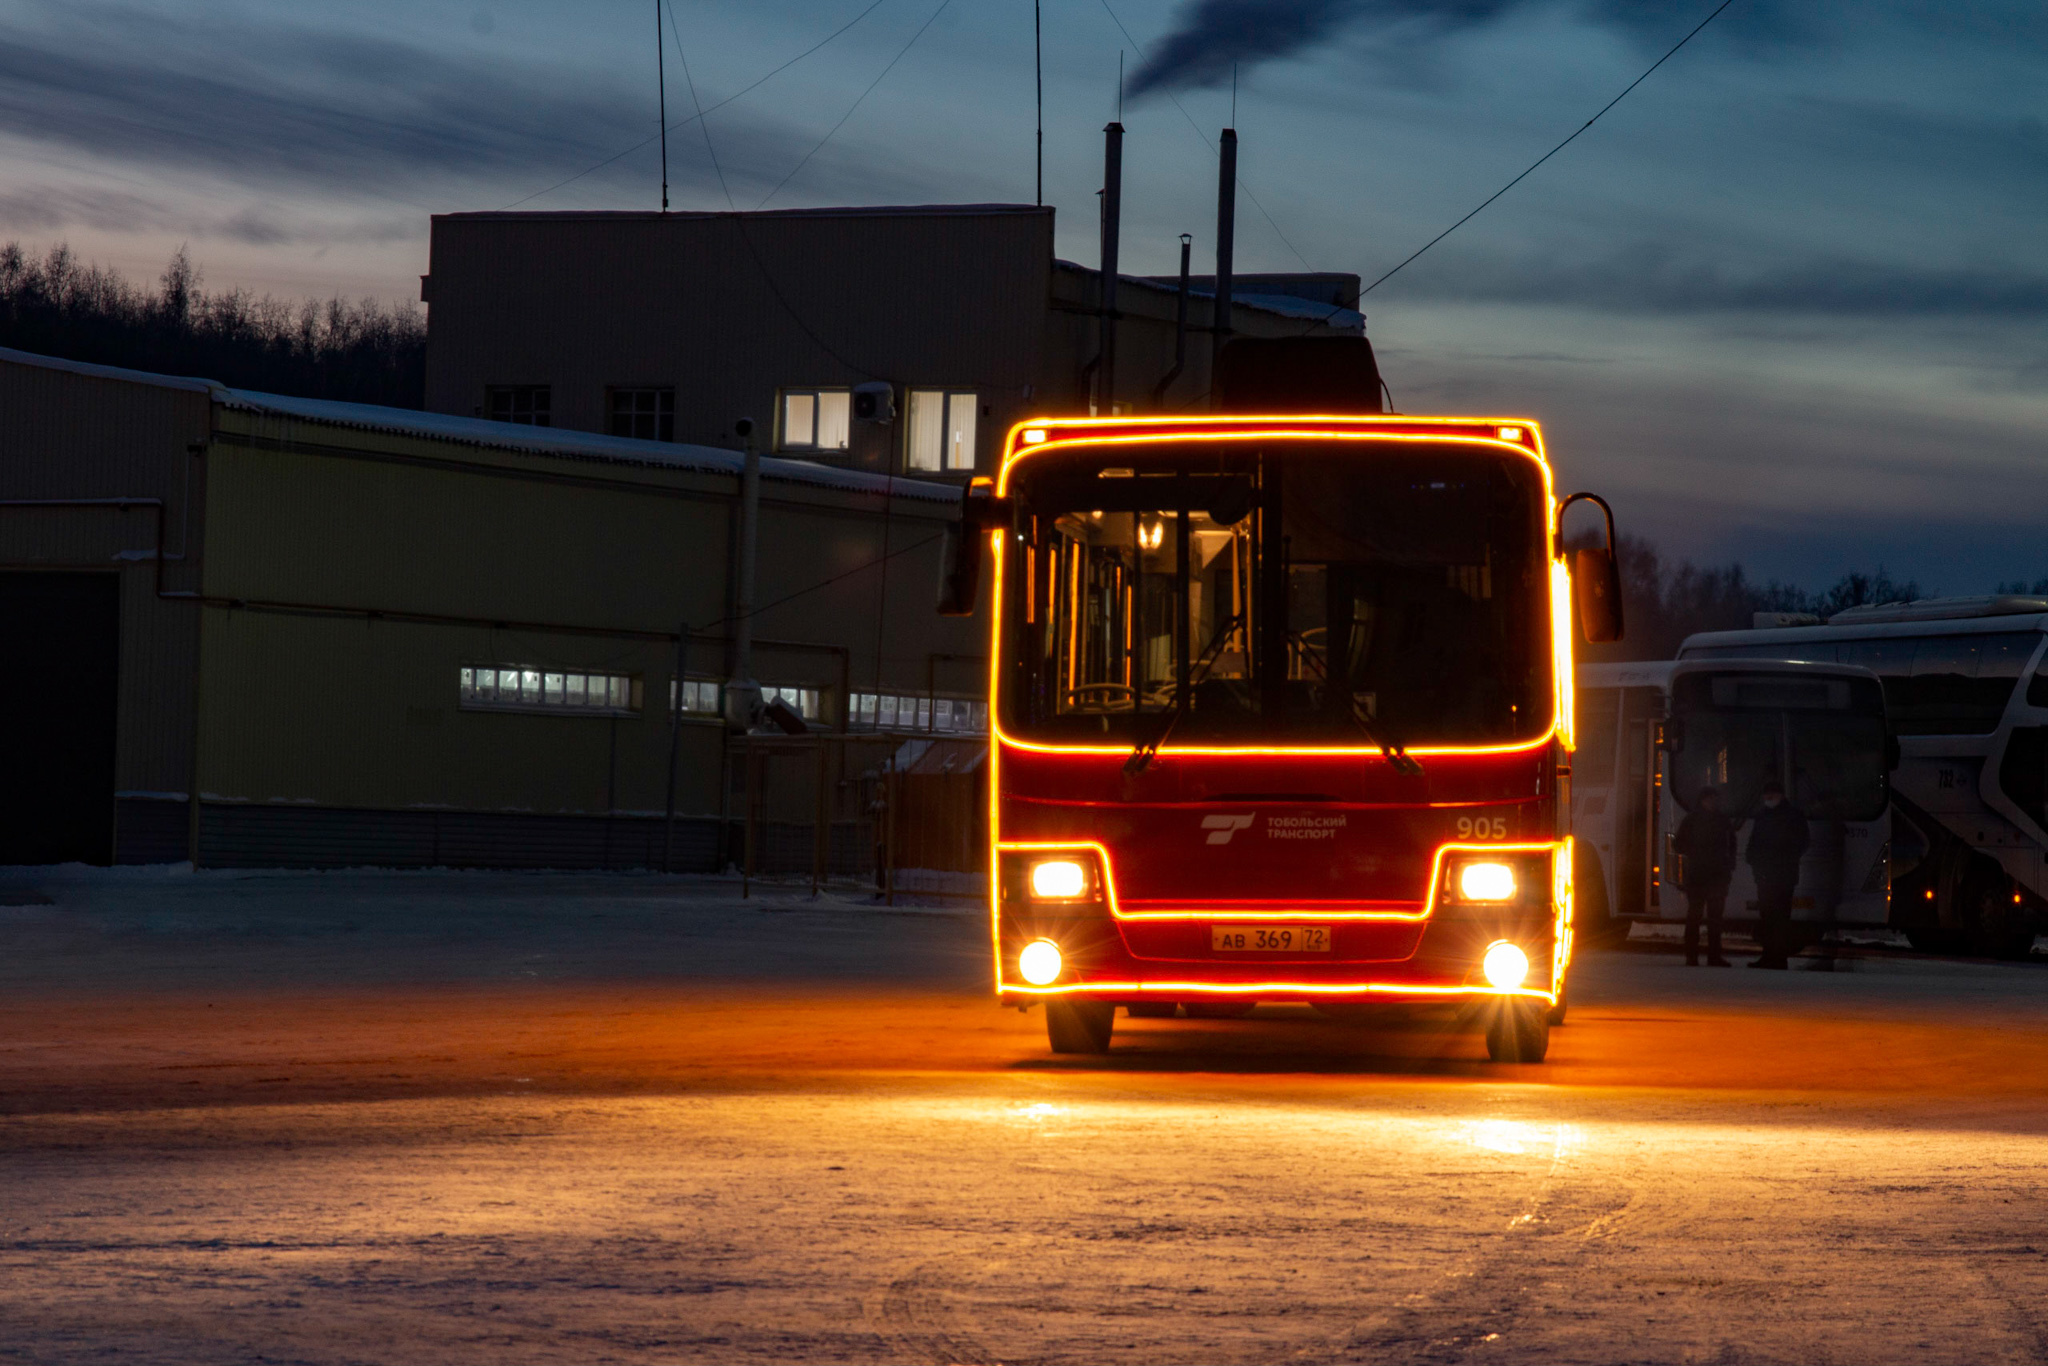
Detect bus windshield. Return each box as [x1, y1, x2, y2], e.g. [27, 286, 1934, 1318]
[1667, 671, 1888, 820]
[997, 439, 1552, 747]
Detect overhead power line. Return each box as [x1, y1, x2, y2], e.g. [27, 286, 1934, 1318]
[757, 0, 955, 210]
[1359, 0, 1738, 297]
[497, 1, 889, 212]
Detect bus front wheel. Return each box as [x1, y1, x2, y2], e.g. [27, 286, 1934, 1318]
[1485, 1000, 1550, 1063]
[1046, 996, 1115, 1053]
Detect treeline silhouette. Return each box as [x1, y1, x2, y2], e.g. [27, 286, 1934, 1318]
[1583, 534, 1927, 661]
[0, 242, 424, 408]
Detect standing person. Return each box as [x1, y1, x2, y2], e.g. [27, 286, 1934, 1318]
[1674, 786, 1736, 966]
[1745, 779, 1809, 969]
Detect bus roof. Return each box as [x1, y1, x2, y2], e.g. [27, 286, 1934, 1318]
[1581, 657, 1881, 691]
[1682, 603, 2048, 656]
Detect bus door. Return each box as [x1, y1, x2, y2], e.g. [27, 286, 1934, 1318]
[1616, 685, 1663, 915]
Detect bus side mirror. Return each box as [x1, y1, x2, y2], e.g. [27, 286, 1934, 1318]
[937, 481, 1008, 616]
[1559, 491, 1624, 643]
[1658, 718, 1685, 753]
[1573, 548, 1624, 643]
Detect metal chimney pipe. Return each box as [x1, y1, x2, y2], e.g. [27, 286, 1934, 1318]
[1098, 120, 1124, 417]
[1210, 127, 1237, 410]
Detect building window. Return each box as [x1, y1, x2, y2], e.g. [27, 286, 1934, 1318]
[461, 665, 639, 715]
[667, 678, 723, 715]
[850, 692, 986, 733]
[781, 389, 851, 452]
[761, 685, 823, 721]
[609, 387, 675, 441]
[907, 390, 978, 472]
[487, 386, 551, 427]
[668, 679, 822, 723]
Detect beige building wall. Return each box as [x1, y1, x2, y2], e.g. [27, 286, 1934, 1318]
[2, 349, 984, 869]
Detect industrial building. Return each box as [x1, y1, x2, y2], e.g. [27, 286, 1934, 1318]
[3, 197, 1366, 872]
[420, 204, 1363, 474]
[0, 345, 981, 870]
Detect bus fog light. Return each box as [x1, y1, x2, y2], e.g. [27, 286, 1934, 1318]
[1482, 941, 1530, 991]
[1018, 939, 1064, 986]
[1459, 861, 1517, 901]
[1030, 859, 1087, 899]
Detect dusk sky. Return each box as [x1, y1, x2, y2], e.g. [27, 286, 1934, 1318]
[2, 0, 2043, 590]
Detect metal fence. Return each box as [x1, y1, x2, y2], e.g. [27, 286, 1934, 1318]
[722, 732, 987, 898]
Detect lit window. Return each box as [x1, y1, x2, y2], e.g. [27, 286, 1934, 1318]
[780, 389, 851, 452]
[609, 387, 675, 441]
[849, 691, 987, 733]
[486, 386, 551, 426]
[461, 664, 639, 715]
[907, 390, 978, 472]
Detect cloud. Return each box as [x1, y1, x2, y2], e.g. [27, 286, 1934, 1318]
[1389, 242, 2048, 317]
[0, 2, 877, 206]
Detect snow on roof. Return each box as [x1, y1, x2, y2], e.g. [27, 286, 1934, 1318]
[0, 346, 960, 506]
[1051, 262, 1364, 332]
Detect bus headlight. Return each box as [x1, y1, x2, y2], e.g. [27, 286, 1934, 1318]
[1018, 939, 1064, 985]
[1458, 861, 1517, 902]
[1030, 859, 1088, 900]
[1482, 941, 1530, 990]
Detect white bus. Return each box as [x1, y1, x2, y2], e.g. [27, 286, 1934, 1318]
[1677, 596, 2048, 958]
[1573, 658, 1892, 946]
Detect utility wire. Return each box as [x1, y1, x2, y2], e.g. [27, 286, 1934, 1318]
[1095, 0, 1317, 274]
[1359, 0, 1737, 297]
[757, 0, 955, 210]
[662, 1, 877, 378]
[497, 0, 888, 211]
[667, 0, 736, 210]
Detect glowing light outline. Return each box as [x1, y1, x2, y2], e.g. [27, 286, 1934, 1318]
[994, 838, 1562, 925]
[979, 414, 1580, 1006]
[985, 419, 1573, 759]
[990, 838, 1569, 999]
[1000, 980, 1558, 1004]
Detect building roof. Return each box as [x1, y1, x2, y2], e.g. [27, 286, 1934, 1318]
[0, 346, 960, 506]
[1052, 260, 1365, 333]
[438, 204, 1050, 223]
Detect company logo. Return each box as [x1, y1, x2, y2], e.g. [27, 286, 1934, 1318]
[1202, 813, 1256, 845]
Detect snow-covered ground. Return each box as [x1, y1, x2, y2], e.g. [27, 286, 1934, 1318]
[3, 866, 2047, 1363]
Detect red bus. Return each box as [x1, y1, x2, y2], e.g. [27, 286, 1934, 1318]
[940, 406, 1622, 1062]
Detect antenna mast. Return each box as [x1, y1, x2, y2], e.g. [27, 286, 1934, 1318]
[656, 0, 670, 211]
[1034, 0, 1043, 205]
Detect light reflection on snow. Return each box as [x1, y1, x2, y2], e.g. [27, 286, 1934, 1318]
[1013, 1102, 1068, 1121]
[1456, 1120, 1586, 1156]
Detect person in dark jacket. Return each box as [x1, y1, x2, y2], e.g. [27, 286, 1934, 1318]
[1745, 779, 1810, 969]
[1674, 786, 1736, 966]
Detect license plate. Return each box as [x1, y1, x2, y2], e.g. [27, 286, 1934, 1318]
[1211, 925, 1332, 953]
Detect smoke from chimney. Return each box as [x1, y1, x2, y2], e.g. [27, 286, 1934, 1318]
[1126, 0, 1518, 98]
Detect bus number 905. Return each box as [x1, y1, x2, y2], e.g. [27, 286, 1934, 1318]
[1456, 815, 1509, 840]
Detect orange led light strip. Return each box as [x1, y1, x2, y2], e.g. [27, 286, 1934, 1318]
[995, 839, 1563, 925]
[1000, 980, 1559, 1004]
[986, 420, 1576, 759]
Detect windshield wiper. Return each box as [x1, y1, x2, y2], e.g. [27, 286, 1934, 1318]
[1287, 630, 1424, 777]
[1348, 699, 1424, 777]
[1125, 614, 1242, 775]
